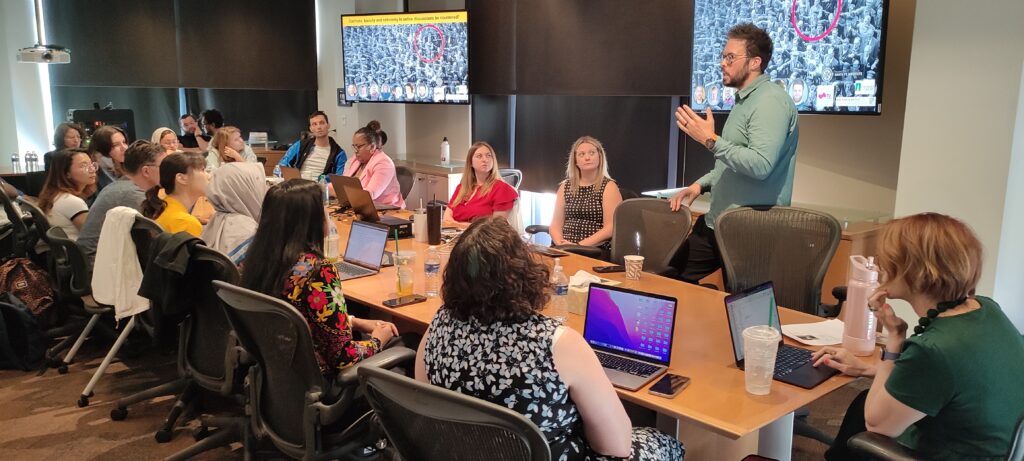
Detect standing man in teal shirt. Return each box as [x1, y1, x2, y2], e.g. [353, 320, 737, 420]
[670, 23, 800, 283]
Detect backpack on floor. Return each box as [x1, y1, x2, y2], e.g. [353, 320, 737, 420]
[0, 257, 57, 329]
[0, 295, 45, 370]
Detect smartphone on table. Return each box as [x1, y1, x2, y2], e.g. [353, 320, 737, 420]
[382, 294, 427, 308]
[647, 373, 690, 398]
[593, 265, 625, 273]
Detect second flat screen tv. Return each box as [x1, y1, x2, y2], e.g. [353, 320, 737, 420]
[691, 0, 889, 114]
[341, 11, 468, 104]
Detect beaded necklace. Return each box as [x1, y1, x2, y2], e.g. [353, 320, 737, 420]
[913, 297, 968, 335]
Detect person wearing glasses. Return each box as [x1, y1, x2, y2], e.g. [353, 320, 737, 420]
[278, 111, 347, 181]
[669, 23, 800, 284]
[342, 120, 404, 209]
[77, 141, 168, 264]
[37, 148, 97, 241]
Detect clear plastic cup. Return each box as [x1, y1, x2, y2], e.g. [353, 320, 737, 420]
[742, 325, 781, 395]
[395, 251, 415, 297]
[624, 255, 644, 280]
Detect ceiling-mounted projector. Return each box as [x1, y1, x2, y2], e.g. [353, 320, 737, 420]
[17, 0, 70, 64]
[17, 44, 70, 64]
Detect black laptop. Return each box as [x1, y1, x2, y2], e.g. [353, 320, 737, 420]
[329, 174, 398, 211]
[724, 282, 838, 389]
[342, 183, 411, 227]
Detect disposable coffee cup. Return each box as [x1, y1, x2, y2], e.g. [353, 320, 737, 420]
[413, 208, 428, 242]
[742, 325, 781, 395]
[624, 255, 644, 280]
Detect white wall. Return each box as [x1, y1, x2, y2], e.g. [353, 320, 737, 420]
[994, 62, 1024, 330]
[0, 0, 52, 155]
[895, 0, 1024, 329]
[790, 0, 915, 214]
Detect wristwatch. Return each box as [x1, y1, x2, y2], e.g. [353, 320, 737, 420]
[880, 349, 901, 361]
[704, 134, 717, 150]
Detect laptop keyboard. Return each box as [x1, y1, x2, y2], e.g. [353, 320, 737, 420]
[774, 345, 812, 376]
[595, 351, 661, 377]
[336, 263, 374, 279]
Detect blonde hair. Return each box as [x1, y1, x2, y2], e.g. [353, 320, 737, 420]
[451, 142, 501, 207]
[876, 213, 983, 302]
[564, 136, 612, 194]
[211, 126, 242, 160]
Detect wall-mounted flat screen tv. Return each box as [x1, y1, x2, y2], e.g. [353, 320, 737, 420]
[342, 11, 468, 104]
[691, 0, 889, 114]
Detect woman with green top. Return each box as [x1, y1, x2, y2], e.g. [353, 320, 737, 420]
[813, 213, 1024, 460]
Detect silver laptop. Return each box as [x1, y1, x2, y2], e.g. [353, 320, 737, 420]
[335, 220, 389, 281]
[583, 284, 679, 391]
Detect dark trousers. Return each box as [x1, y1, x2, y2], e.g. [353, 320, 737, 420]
[825, 389, 871, 461]
[671, 215, 723, 284]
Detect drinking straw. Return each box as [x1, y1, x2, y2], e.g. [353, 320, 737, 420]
[394, 228, 400, 254]
[768, 295, 776, 329]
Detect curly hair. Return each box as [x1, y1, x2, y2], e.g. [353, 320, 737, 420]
[442, 216, 551, 325]
[728, 23, 773, 72]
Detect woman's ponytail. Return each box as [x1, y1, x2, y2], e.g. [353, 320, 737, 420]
[141, 185, 167, 219]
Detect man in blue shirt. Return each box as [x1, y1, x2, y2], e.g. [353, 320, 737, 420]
[670, 23, 800, 283]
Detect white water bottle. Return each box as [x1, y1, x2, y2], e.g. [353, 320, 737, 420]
[323, 210, 340, 260]
[842, 255, 880, 356]
[424, 246, 441, 297]
[318, 175, 330, 203]
[440, 137, 450, 165]
[549, 260, 569, 324]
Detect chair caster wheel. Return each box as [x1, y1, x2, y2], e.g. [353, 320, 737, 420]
[110, 407, 128, 421]
[77, 395, 89, 407]
[58, 364, 68, 374]
[193, 426, 210, 441]
[155, 429, 173, 443]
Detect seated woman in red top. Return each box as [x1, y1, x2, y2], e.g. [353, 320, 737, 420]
[444, 142, 518, 228]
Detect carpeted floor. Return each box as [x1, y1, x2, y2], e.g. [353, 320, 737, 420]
[0, 339, 868, 461]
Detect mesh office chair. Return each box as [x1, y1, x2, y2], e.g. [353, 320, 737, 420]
[524, 187, 641, 261]
[499, 168, 523, 191]
[715, 206, 842, 317]
[77, 215, 166, 407]
[608, 198, 692, 276]
[715, 206, 842, 445]
[110, 244, 247, 456]
[849, 416, 1024, 461]
[0, 190, 38, 259]
[23, 171, 48, 197]
[359, 365, 551, 461]
[212, 280, 417, 460]
[45, 227, 116, 374]
[396, 166, 415, 200]
[16, 197, 52, 248]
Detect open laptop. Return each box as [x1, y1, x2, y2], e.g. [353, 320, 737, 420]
[330, 174, 399, 211]
[334, 220, 390, 281]
[279, 166, 301, 180]
[724, 282, 839, 389]
[342, 184, 411, 227]
[583, 284, 678, 391]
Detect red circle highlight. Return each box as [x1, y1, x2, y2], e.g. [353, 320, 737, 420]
[413, 24, 446, 63]
[791, 0, 843, 42]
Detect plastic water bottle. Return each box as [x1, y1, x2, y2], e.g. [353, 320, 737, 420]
[424, 245, 441, 297]
[842, 255, 879, 356]
[440, 137, 450, 165]
[323, 210, 340, 260]
[11, 151, 19, 163]
[549, 260, 569, 323]
[273, 164, 282, 179]
[318, 175, 330, 203]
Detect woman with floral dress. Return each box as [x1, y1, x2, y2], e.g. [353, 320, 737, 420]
[241, 178, 401, 375]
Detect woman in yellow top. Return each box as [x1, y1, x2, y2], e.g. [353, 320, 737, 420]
[142, 151, 209, 237]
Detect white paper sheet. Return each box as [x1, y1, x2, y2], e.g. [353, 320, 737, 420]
[781, 319, 845, 346]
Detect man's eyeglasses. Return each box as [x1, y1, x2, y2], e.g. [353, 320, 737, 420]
[720, 53, 750, 65]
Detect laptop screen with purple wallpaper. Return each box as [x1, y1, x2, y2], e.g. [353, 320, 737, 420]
[583, 284, 678, 365]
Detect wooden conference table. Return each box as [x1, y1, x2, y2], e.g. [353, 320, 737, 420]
[330, 210, 873, 460]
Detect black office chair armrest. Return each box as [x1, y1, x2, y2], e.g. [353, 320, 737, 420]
[848, 432, 922, 461]
[649, 265, 680, 279]
[525, 225, 549, 235]
[833, 286, 848, 303]
[554, 244, 604, 260]
[336, 347, 417, 386]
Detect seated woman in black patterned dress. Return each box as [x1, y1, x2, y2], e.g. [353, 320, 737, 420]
[415, 217, 684, 460]
[548, 136, 623, 249]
